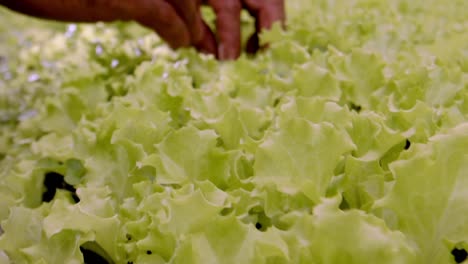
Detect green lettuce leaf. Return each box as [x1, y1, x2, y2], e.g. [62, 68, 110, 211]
[375, 123, 468, 263]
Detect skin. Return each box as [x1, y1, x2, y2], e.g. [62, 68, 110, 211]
[0, 0, 285, 60]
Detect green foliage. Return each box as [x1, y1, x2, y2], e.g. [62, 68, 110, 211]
[1, 0, 468, 263]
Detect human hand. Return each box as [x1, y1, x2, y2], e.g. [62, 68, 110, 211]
[202, 0, 286, 59]
[130, 0, 217, 57]
[0, 0, 285, 60]
[134, 0, 285, 60]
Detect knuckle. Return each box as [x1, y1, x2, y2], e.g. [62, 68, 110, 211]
[210, 0, 241, 12]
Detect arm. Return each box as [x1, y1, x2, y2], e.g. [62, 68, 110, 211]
[0, 0, 214, 54]
[0, 0, 132, 22]
[0, 0, 285, 60]
[0, 0, 196, 49]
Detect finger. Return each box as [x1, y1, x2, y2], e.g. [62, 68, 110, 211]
[243, 0, 285, 31]
[136, 0, 191, 49]
[169, 0, 205, 43]
[194, 21, 218, 57]
[243, 0, 285, 54]
[208, 0, 242, 60]
[258, 0, 285, 30]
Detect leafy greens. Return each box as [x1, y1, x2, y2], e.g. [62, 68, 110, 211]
[0, 0, 468, 263]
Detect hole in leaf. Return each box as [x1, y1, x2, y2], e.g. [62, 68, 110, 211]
[339, 196, 350, 211]
[248, 209, 271, 232]
[146, 250, 152, 255]
[42, 172, 61, 202]
[255, 222, 262, 230]
[349, 102, 362, 113]
[80, 242, 114, 264]
[42, 172, 79, 203]
[404, 139, 411, 150]
[126, 234, 132, 241]
[71, 193, 80, 203]
[452, 248, 468, 263]
[80, 247, 110, 264]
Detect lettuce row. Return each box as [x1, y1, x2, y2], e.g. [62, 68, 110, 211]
[1, 0, 468, 263]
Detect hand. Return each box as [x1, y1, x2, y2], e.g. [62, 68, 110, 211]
[202, 0, 286, 59]
[129, 0, 217, 57]
[133, 0, 285, 60]
[0, 0, 285, 60]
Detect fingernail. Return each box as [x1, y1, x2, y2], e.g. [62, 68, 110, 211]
[218, 44, 239, 60]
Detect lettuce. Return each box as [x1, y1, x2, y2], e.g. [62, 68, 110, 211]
[1, 0, 468, 263]
[374, 123, 468, 263]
